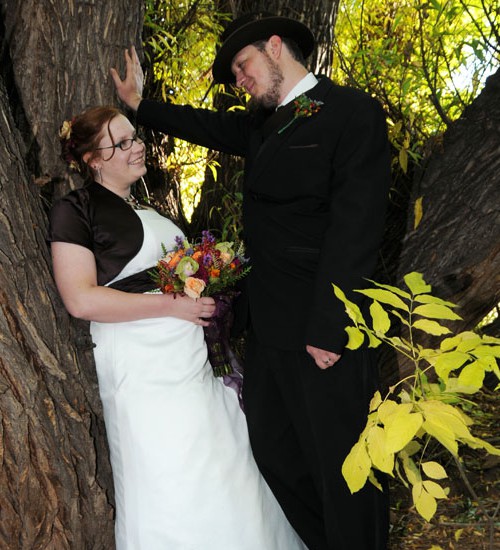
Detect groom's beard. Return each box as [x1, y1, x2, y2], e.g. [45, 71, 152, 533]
[247, 53, 284, 111]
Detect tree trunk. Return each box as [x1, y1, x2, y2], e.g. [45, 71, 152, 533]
[0, 1, 143, 547]
[395, 67, 500, 375]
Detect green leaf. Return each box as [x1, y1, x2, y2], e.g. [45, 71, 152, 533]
[355, 288, 409, 311]
[403, 272, 431, 295]
[412, 482, 437, 521]
[370, 300, 391, 335]
[342, 440, 371, 493]
[345, 326, 365, 350]
[385, 412, 423, 453]
[413, 319, 451, 336]
[413, 303, 462, 321]
[421, 461, 448, 480]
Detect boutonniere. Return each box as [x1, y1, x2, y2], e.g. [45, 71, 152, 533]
[278, 94, 324, 134]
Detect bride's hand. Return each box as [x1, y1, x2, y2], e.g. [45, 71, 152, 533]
[168, 295, 216, 326]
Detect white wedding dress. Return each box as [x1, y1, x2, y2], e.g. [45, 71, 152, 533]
[90, 208, 306, 550]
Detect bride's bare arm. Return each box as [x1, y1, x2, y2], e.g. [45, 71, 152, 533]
[51, 241, 215, 325]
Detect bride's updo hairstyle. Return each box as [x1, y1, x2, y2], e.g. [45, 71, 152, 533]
[59, 106, 121, 180]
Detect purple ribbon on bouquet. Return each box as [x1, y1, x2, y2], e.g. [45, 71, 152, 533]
[203, 292, 244, 410]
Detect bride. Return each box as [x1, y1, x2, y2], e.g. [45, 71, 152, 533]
[48, 106, 307, 550]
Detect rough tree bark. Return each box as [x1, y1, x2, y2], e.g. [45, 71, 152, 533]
[0, 1, 143, 547]
[395, 68, 500, 375]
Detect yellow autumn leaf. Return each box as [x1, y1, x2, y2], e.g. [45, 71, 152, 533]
[367, 426, 395, 474]
[413, 196, 423, 229]
[370, 300, 391, 335]
[377, 401, 410, 425]
[412, 482, 437, 521]
[404, 272, 431, 295]
[467, 437, 500, 456]
[457, 361, 485, 390]
[345, 326, 364, 350]
[444, 378, 484, 395]
[342, 440, 371, 493]
[355, 288, 409, 311]
[440, 331, 480, 351]
[400, 147, 408, 174]
[365, 330, 382, 348]
[414, 293, 457, 307]
[432, 350, 471, 379]
[413, 319, 451, 336]
[421, 461, 448, 480]
[404, 440, 422, 457]
[366, 278, 411, 299]
[420, 401, 474, 443]
[368, 470, 383, 491]
[422, 416, 458, 455]
[332, 284, 364, 324]
[472, 344, 500, 358]
[385, 412, 423, 453]
[423, 480, 448, 499]
[369, 391, 382, 413]
[400, 452, 421, 486]
[413, 303, 462, 321]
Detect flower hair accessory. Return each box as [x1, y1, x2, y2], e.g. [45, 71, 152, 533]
[59, 119, 73, 141]
[278, 94, 324, 134]
[59, 118, 80, 172]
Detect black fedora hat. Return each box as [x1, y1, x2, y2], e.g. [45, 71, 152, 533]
[212, 12, 315, 84]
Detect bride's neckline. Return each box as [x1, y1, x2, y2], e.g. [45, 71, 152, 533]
[123, 194, 146, 210]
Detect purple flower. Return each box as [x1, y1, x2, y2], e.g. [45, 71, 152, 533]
[201, 230, 215, 245]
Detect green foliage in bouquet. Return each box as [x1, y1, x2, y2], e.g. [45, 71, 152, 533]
[334, 272, 500, 522]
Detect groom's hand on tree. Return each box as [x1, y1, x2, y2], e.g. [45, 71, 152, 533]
[110, 45, 144, 111]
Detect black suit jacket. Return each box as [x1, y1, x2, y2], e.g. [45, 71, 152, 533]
[137, 77, 391, 353]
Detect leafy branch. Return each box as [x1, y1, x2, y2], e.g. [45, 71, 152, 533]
[334, 272, 500, 524]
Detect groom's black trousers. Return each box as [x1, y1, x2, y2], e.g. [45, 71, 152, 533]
[242, 332, 389, 550]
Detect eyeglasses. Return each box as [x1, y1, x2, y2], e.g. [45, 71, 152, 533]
[96, 135, 145, 152]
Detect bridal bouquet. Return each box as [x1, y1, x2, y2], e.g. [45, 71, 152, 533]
[152, 231, 250, 384]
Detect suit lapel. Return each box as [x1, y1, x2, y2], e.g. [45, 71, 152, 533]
[248, 78, 333, 184]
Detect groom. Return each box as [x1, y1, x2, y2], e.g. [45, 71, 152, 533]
[112, 12, 391, 550]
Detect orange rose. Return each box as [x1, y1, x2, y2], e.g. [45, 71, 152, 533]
[163, 250, 184, 268]
[184, 277, 206, 299]
[209, 268, 220, 279]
